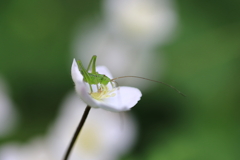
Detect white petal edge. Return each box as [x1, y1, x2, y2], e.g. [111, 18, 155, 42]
[71, 59, 83, 84]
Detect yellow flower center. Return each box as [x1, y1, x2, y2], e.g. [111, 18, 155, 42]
[90, 85, 116, 100]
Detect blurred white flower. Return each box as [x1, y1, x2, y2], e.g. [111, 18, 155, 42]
[71, 59, 142, 112]
[47, 91, 137, 160]
[71, 23, 164, 90]
[0, 77, 18, 137]
[0, 137, 52, 160]
[103, 0, 178, 48]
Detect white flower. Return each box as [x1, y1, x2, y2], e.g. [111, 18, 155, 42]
[103, 0, 177, 48]
[47, 92, 137, 160]
[0, 137, 52, 160]
[0, 77, 18, 137]
[71, 59, 142, 112]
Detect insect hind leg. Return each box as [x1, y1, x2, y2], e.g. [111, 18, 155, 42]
[87, 55, 97, 74]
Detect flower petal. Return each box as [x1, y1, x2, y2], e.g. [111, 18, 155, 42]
[74, 81, 100, 108]
[94, 87, 142, 112]
[71, 59, 83, 84]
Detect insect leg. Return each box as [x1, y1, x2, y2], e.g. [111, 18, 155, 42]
[111, 80, 120, 90]
[77, 60, 93, 93]
[87, 55, 97, 74]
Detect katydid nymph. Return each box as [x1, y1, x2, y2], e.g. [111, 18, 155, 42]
[76, 55, 116, 93]
[77, 55, 185, 97]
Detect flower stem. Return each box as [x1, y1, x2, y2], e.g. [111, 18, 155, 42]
[63, 105, 91, 160]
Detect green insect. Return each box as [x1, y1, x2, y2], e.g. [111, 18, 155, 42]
[77, 55, 185, 97]
[77, 55, 115, 93]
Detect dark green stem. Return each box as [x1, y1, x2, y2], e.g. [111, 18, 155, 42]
[63, 106, 91, 160]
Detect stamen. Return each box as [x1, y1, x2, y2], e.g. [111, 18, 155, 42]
[90, 84, 116, 100]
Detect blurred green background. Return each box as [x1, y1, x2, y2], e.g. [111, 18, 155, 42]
[0, 0, 240, 159]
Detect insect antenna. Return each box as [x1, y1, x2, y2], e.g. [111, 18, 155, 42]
[111, 76, 186, 97]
